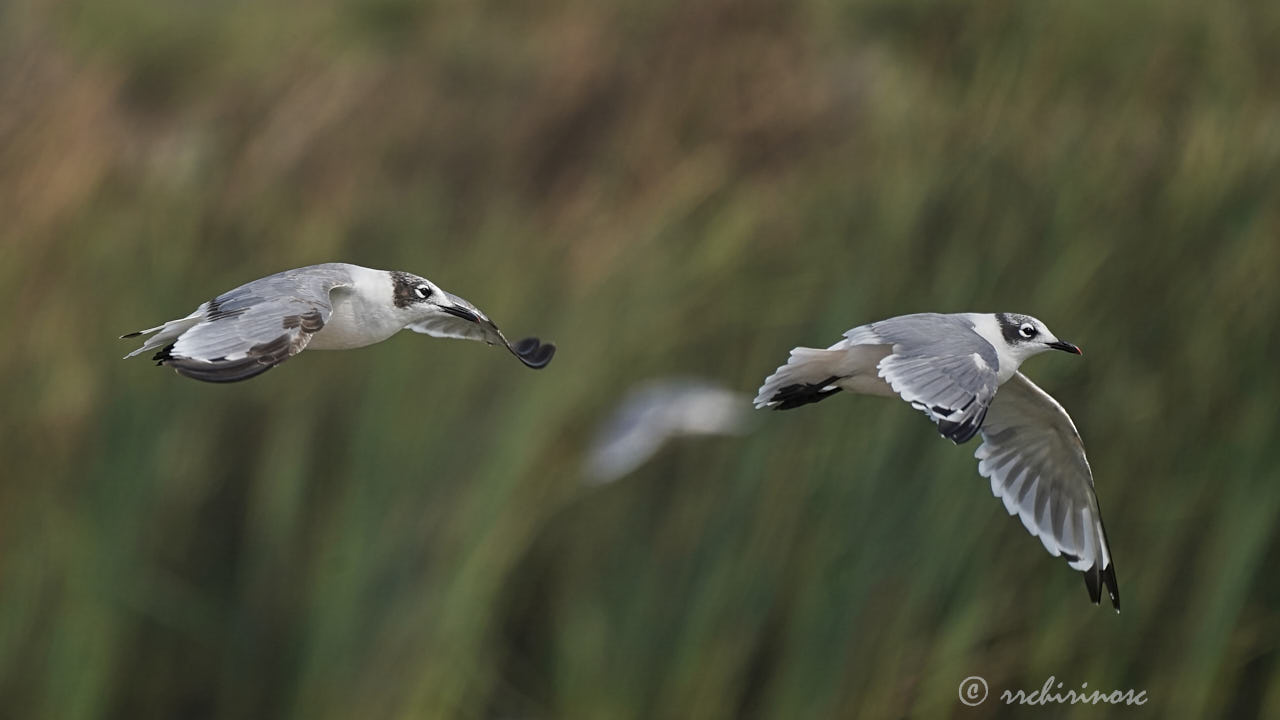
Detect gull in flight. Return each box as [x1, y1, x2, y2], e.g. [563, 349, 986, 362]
[754, 312, 1119, 610]
[122, 263, 555, 382]
[584, 378, 752, 484]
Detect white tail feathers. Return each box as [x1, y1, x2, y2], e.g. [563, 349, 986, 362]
[121, 314, 203, 359]
[753, 347, 847, 408]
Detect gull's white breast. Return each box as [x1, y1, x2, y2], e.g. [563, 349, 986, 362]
[308, 265, 406, 350]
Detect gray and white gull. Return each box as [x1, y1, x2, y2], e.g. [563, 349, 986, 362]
[754, 312, 1119, 610]
[123, 263, 555, 382]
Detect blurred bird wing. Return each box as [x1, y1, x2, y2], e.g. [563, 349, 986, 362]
[858, 314, 1001, 443]
[975, 371, 1119, 609]
[407, 300, 504, 345]
[665, 384, 752, 436]
[585, 402, 671, 483]
[585, 380, 751, 483]
[128, 265, 354, 382]
[406, 295, 556, 369]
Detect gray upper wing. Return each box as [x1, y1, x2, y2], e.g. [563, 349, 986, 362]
[852, 313, 1000, 443]
[158, 265, 354, 382]
[974, 372, 1119, 610]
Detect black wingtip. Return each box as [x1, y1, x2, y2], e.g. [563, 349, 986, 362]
[1095, 515, 1120, 612]
[1102, 563, 1120, 612]
[769, 376, 843, 410]
[121, 330, 144, 339]
[935, 406, 988, 444]
[512, 337, 555, 369]
[152, 343, 175, 364]
[1083, 565, 1100, 604]
[1082, 563, 1120, 612]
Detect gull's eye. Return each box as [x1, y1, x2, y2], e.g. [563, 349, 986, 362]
[1019, 323, 1037, 339]
[414, 284, 433, 299]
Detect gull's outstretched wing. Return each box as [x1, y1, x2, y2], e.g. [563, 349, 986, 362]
[975, 372, 1119, 610]
[855, 313, 1001, 443]
[406, 291, 555, 369]
[122, 264, 354, 383]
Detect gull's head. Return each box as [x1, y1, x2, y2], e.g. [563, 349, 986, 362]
[995, 312, 1082, 363]
[390, 271, 488, 325]
[388, 270, 554, 369]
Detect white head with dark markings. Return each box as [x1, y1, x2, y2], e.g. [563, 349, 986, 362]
[390, 271, 487, 324]
[995, 312, 1082, 363]
[391, 270, 555, 369]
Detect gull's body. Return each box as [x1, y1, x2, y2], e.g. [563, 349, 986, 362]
[754, 312, 1119, 610]
[123, 263, 555, 382]
[302, 264, 411, 350]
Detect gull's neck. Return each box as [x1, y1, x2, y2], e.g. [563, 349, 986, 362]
[965, 312, 1021, 384]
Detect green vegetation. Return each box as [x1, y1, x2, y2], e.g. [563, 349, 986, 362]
[2, 0, 1278, 717]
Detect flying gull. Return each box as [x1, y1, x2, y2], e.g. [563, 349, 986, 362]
[754, 312, 1119, 610]
[584, 378, 752, 484]
[123, 263, 555, 382]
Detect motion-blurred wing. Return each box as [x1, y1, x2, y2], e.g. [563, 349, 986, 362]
[975, 372, 1119, 610]
[406, 293, 555, 369]
[585, 379, 751, 483]
[858, 314, 1001, 443]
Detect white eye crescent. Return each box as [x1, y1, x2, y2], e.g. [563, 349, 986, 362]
[1019, 323, 1037, 338]
[414, 284, 432, 299]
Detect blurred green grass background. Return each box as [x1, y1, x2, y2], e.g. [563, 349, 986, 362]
[2, 0, 1279, 717]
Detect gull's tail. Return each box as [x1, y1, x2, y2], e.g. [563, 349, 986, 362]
[753, 347, 848, 410]
[120, 312, 203, 360]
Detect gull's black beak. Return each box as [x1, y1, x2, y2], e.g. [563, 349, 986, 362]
[441, 305, 480, 323]
[1049, 340, 1083, 355]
